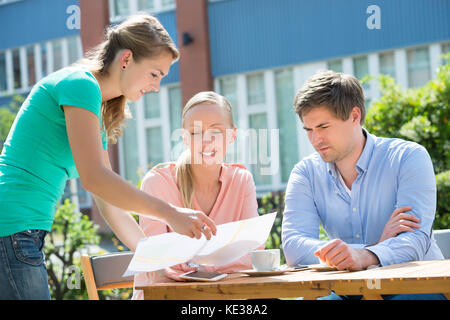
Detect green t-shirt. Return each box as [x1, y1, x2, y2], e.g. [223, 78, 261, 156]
[0, 67, 108, 236]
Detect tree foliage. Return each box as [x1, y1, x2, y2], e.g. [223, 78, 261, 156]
[365, 54, 450, 174]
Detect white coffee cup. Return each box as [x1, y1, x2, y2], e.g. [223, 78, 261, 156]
[250, 249, 280, 271]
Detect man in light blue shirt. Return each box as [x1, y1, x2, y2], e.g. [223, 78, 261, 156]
[282, 70, 445, 300]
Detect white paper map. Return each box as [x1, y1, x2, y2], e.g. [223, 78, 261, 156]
[124, 212, 277, 276]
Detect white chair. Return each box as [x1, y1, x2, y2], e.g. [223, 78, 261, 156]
[433, 229, 450, 259]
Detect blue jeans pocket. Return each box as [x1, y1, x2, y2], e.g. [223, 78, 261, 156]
[11, 230, 47, 267]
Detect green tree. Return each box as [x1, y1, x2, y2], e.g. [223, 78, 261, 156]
[365, 54, 450, 174]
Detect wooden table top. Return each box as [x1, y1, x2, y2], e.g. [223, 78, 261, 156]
[136, 259, 450, 300]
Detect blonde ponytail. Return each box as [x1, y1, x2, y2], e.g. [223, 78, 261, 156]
[175, 150, 195, 209]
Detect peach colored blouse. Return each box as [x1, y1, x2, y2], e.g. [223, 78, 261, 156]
[132, 163, 260, 300]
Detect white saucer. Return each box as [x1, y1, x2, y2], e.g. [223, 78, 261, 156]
[240, 267, 293, 277]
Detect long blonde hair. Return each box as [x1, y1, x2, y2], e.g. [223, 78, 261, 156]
[77, 14, 179, 143]
[175, 91, 235, 209]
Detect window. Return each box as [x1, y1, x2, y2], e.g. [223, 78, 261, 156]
[0, 51, 6, 91]
[248, 113, 271, 186]
[26, 45, 36, 87]
[144, 91, 160, 118]
[161, 0, 174, 8]
[407, 47, 430, 88]
[61, 179, 92, 210]
[275, 68, 298, 183]
[114, 0, 130, 16]
[442, 42, 450, 54]
[168, 86, 181, 130]
[138, 0, 154, 10]
[219, 76, 241, 164]
[146, 127, 163, 169]
[379, 51, 396, 79]
[353, 56, 370, 91]
[67, 36, 80, 65]
[122, 102, 140, 184]
[327, 59, 343, 73]
[219, 76, 239, 126]
[41, 43, 48, 78]
[52, 39, 63, 72]
[247, 73, 265, 105]
[442, 43, 450, 65]
[12, 49, 21, 89]
[111, 0, 175, 20]
[168, 86, 182, 153]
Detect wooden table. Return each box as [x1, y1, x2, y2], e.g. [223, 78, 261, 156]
[137, 259, 450, 300]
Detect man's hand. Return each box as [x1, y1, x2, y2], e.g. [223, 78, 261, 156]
[314, 239, 379, 271]
[378, 206, 420, 243]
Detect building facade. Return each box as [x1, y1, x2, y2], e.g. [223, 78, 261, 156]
[1, 0, 449, 232]
[114, 0, 450, 195]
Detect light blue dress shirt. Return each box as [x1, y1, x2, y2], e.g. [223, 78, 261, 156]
[282, 129, 444, 266]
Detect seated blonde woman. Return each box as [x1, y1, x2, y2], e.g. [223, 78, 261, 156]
[132, 91, 260, 300]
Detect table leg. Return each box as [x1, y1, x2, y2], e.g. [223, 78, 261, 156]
[362, 293, 383, 300]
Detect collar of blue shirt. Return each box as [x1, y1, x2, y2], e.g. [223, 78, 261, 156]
[326, 128, 374, 178]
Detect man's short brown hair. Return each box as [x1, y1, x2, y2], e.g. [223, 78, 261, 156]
[293, 70, 366, 124]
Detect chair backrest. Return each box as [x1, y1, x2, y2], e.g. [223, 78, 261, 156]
[433, 229, 450, 259]
[80, 251, 134, 300]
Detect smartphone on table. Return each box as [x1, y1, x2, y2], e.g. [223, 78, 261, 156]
[179, 270, 228, 282]
[293, 264, 309, 270]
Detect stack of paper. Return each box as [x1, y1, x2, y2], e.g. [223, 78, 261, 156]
[124, 212, 277, 276]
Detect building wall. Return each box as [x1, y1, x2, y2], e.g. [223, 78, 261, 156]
[0, 0, 88, 217]
[0, 0, 79, 50]
[116, 0, 450, 195]
[0, 0, 83, 98]
[208, 0, 450, 77]
[1, 0, 449, 232]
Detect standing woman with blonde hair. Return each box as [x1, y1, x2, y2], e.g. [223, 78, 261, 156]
[132, 91, 260, 300]
[0, 14, 216, 300]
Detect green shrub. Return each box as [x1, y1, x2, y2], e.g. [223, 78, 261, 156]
[44, 199, 100, 300]
[44, 199, 132, 299]
[365, 54, 450, 174]
[258, 191, 285, 263]
[435, 170, 450, 229]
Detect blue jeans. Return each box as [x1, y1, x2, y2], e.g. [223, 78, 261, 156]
[0, 229, 51, 300]
[317, 291, 447, 300]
